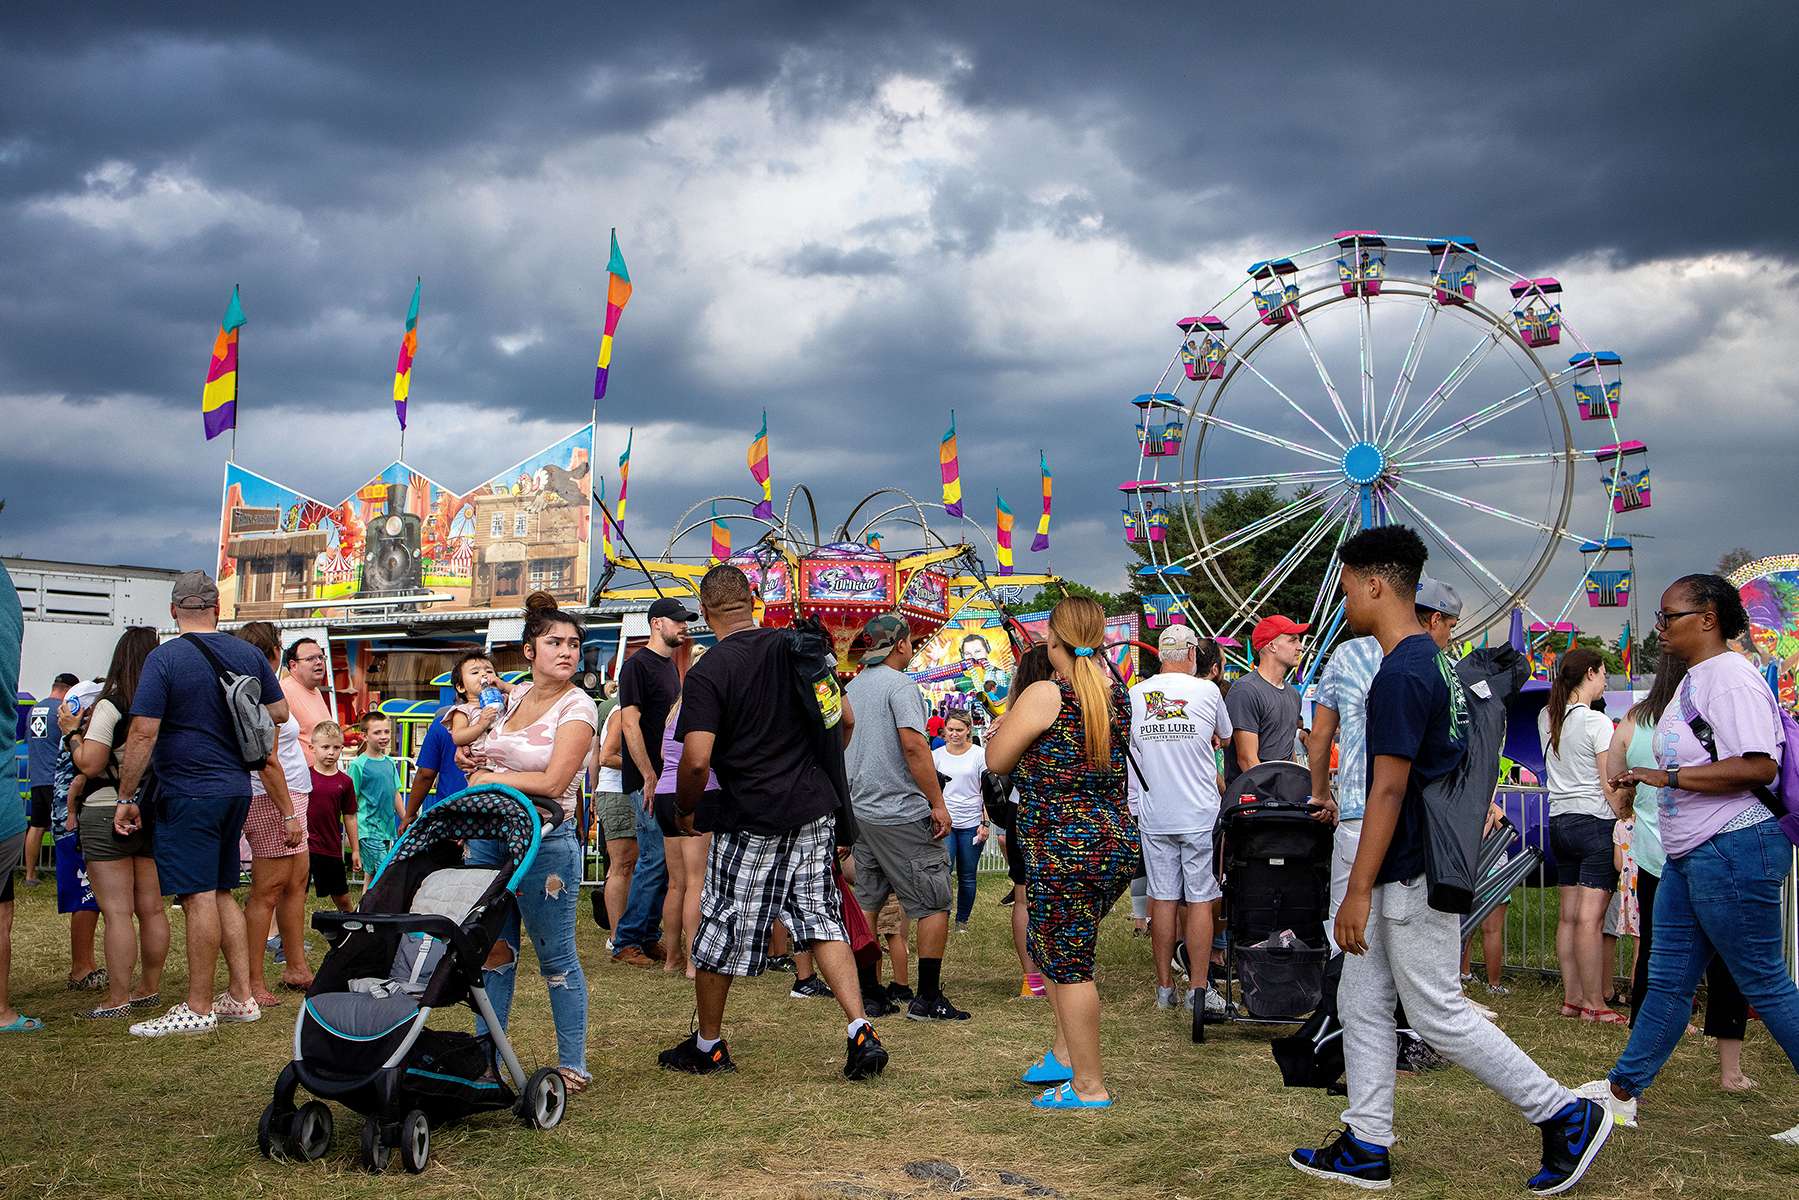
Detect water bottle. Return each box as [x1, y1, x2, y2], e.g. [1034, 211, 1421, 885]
[480, 686, 504, 710]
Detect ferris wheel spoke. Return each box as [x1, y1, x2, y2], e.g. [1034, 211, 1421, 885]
[1357, 296, 1376, 441]
[1396, 375, 1565, 462]
[1393, 450, 1576, 476]
[1386, 329, 1505, 453]
[1302, 515, 1353, 635]
[1388, 491, 1511, 609]
[1187, 409, 1340, 465]
[1395, 477, 1588, 546]
[1171, 466, 1345, 492]
[1385, 488, 1554, 628]
[1288, 309, 1360, 443]
[1226, 490, 1351, 626]
[1377, 298, 1442, 444]
[1215, 340, 1350, 452]
[1190, 483, 1346, 564]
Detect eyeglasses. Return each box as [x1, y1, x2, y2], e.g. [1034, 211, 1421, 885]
[294, 654, 326, 664]
[1654, 608, 1704, 630]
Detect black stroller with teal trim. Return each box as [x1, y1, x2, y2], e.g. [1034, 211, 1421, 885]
[258, 785, 567, 1173]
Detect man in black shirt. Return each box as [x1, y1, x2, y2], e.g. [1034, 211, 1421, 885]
[1290, 527, 1610, 1195]
[658, 565, 888, 1081]
[611, 596, 691, 967]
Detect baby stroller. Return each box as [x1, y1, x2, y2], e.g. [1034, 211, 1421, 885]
[1194, 761, 1333, 1043]
[258, 785, 568, 1173]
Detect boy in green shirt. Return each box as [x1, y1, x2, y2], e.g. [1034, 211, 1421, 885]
[346, 714, 404, 874]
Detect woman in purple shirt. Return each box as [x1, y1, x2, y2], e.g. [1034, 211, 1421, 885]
[1580, 575, 1799, 1146]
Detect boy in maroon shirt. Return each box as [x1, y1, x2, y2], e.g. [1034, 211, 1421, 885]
[305, 722, 360, 912]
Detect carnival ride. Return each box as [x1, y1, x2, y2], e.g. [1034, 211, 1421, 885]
[595, 484, 1055, 673]
[1127, 231, 1649, 672]
[1728, 554, 1799, 709]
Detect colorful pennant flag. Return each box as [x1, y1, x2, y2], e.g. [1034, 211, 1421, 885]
[615, 428, 632, 530]
[748, 411, 773, 519]
[1620, 622, 1633, 681]
[1031, 451, 1052, 552]
[593, 230, 632, 400]
[710, 503, 731, 565]
[598, 477, 616, 563]
[995, 491, 1014, 576]
[866, 530, 883, 551]
[392, 278, 421, 429]
[939, 411, 963, 518]
[201, 285, 246, 441]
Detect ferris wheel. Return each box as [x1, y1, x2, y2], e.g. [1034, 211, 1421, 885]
[1125, 231, 1649, 664]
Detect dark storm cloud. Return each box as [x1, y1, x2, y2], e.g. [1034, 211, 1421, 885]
[1, 1, 1795, 605]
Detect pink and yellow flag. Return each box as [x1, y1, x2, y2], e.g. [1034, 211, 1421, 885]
[615, 428, 633, 530]
[593, 230, 632, 400]
[598, 476, 617, 563]
[392, 278, 420, 429]
[1031, 451, 1052, 552]
[995, 491, 1015, 576]
[201, 285, 247, 441]
[939, 411, 963, 518]
[710, 503, 731, 565]
[748, 411, 773, 519]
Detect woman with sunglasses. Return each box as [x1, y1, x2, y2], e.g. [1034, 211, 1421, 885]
[1578, 574, 1799, 1145]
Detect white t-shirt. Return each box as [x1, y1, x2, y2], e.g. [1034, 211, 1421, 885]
[1537, 703, 1615, 820]
[594, 706, 624, 793]
[1128, 672, 1233, 834]
[252, 712, 312, 799]
[932, 743, 987, 829]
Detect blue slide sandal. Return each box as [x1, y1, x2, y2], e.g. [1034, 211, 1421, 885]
[1031, 1082, 1112, 1110]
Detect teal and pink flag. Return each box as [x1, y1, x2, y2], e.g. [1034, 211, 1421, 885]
[939, 411, 963, 517]
[1031, 451, 1052, 552]
[201, 286, 246, 440]
[392, 278, 420, 429]
[593, 230, 632, 400]
[748, 411, 773, 519]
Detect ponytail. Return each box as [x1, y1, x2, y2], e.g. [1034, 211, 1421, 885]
[1546, 647, 1605, 756]
[1048, 596, 1113, 768]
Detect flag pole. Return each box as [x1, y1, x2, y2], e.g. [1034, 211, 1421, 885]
[229, 282, 240, 463]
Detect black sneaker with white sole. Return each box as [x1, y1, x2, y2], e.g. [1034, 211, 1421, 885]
[843, 1023, 889, 1080]
[1527, 1097, 1612, 1196]
[1289, 1126, 1392, 1190]
[906, 992, 971, 1022]
[658, 1032, 736, 1075]
[790, 975, 834, 1000]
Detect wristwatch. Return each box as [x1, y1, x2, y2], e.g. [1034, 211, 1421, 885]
[1665, 766, 1680, 791]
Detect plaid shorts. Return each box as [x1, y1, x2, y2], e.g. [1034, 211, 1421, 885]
[691, 816, 846, 977]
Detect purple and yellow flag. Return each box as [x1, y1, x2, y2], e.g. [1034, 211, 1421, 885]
[995, 491, 1014, 576]
[392, 278, 420, 429]
[594, 230, 632, 400]
[615, 428, 633, 530]
[598, 477, 616, 563]
[748, 411, 773, 519]
[201, 285, 246, 441]
[1031, 451, 1052, 552]
[939, 411, 963, 518]
[710, 503, 731, 565]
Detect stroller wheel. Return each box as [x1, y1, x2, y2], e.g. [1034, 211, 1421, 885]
[256, 1103, 286, 1160]
[517, 1067, 567, 1130]
[358, 1117, 391, 1173]
[288, 1101, 333, 1162]
[399, 1110, 430, 1174]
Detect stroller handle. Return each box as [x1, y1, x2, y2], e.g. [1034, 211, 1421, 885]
[311, 910, 492, 976]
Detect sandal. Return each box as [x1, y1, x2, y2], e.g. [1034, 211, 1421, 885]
[1583, 1007, 1629, 1025]
[1559, 1004, 1583, 1018]
[555, 1067, 590, 1095]
[0, 1015, 44, 1033]
[1031, 1081, 1112, 1110]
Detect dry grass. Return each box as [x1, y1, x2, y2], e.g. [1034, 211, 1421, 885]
[1, 874, 1793, 1200]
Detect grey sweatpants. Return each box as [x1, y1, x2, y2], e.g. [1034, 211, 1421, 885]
[1340, 875, 1571, 1146]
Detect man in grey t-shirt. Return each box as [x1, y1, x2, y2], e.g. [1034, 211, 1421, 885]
[1226, 615, 1308, 786]
[843, 614, 967, 1022]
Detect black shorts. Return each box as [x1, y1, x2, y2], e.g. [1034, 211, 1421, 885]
[311, 852, 349, 899]
[29, 785, 53, 827]
[1002, 818, 1026, 886]
[1549, 812, 1617, 891]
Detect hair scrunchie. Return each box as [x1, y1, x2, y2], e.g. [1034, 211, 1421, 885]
[1072, 646, 1094, 658]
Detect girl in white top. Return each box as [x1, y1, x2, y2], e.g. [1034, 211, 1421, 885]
[931, 714, 988, 929]
[236, 622, 316, 1005]
[1537, 647, 1628, 1021]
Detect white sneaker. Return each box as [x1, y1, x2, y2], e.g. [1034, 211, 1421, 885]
[1573, 1079, 1638, 1128]
[130, 1003, 218, 1038]
[1772, 1121, 1799, 1146]
[1203, 988, 1227, 1017]
[212, 992, 262, 1024]
[1469, 999, 1500, 1022]
[1156, 986, 1177, 1009]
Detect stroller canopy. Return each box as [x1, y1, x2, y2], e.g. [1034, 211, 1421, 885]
[374, 785, 545, 894]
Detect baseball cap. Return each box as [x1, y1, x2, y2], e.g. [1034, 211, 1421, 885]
[1415, 575, 1463, 618]
[1250, 615, 1309, 652]
[648, 596, 698, 622]
[171, 570, 220, 610]
[1156, 624, 1200, 658]
[859, 613, 911, 665]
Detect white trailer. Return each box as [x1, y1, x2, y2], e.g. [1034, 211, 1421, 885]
[3, 557, 182, 694]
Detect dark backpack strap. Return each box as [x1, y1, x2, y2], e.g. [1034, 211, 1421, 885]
[1678, 679, 1787, 819]
[182, 631, 238, 686]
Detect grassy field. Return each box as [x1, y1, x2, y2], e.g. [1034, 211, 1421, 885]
[1, 874, 1793, 1200]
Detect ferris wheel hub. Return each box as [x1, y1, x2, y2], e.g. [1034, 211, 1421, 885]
[1341, 441, 1387, 486]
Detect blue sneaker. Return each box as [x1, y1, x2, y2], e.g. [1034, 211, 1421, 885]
[1289, 1127, 1392, 1190]
[1021, 1049, 1074, 1085]
[1527, 1098, 1612, 1195]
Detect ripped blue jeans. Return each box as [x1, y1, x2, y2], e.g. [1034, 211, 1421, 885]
[466, 821, 588, 1078]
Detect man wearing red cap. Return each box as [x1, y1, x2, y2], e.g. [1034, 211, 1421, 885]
[1225, 615, 1308, 787]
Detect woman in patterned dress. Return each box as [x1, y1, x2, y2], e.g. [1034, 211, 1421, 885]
[985, 597, 1137, 1109]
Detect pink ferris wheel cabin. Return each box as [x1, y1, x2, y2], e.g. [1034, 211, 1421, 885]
[1426, 237, 1479, 304]
[1247, 258, 1300, 326]
[1569, 351, 1623, 421]
[1509, 277, 1563, 347]
[1335, 230, 1386, 297]
[1177, 315, 1229, 380]
[1592, 440, 1651, 512]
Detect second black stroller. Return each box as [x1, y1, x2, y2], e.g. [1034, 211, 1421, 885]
[1195, 760, 1334, 1043]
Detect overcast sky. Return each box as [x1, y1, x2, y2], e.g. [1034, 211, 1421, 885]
[2, 3, 1795, 637]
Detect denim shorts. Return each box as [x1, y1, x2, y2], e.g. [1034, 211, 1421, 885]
[1550, 812, 1617, 891]
[153, 794, 252, 897]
